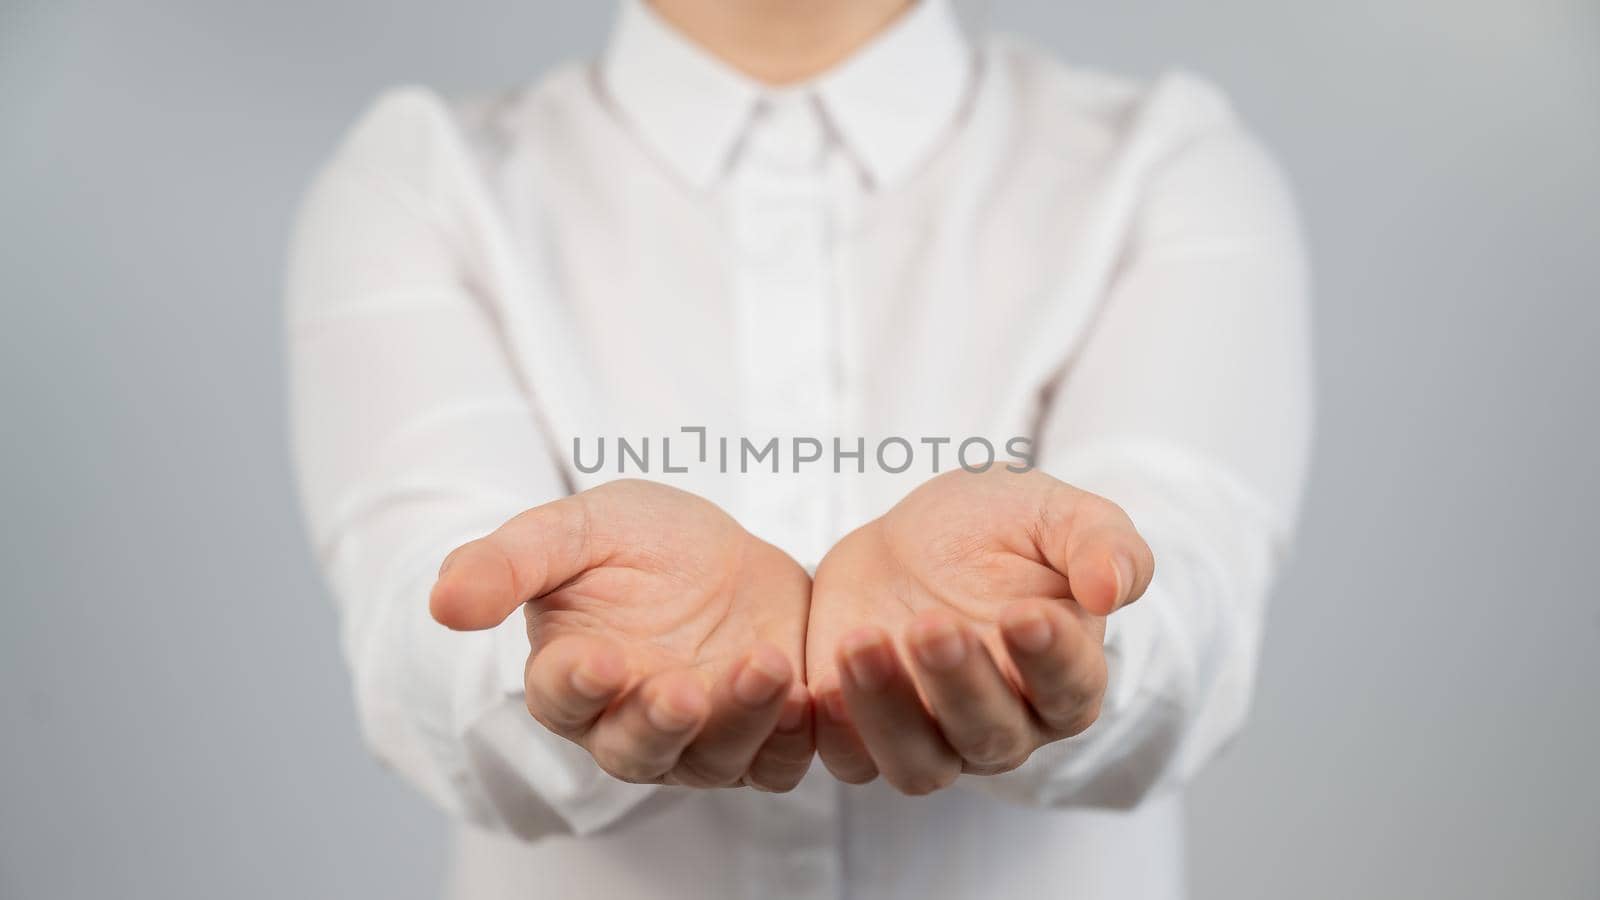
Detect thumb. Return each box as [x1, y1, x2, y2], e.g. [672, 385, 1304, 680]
[1036, 484, 1155, 617]
[429, 495, 597, 631]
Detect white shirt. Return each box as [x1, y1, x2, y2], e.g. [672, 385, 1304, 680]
[286, 1, 1312, 897]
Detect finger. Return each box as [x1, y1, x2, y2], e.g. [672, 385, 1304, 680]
[1000, 599, 1108, 737]
[429, 494, 597, 631]
[812, 678, 878, 785]
[587, 670, 710, 784]
[838, 627, 962, 796]
[906, 611, 1036, 774]
[523, 635, 629, 739]
[744, 682, 816, 793]
[670, 643, 794, 788]
[1037, 486, 1155, 615]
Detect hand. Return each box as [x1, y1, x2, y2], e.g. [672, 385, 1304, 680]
[804, 468, 1154, 795]
[429, 479, 814, 792]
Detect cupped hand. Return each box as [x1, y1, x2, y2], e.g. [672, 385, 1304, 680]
[430, 479, 814, 792]
[805, 468, 1154, 795]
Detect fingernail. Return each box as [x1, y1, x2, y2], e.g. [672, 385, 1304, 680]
[646, 689, 700, 732]
[842, 632, 891, 691]
[1113, 553, 1137, 603]
[913, 620, 966, 671]
[1006, 611, 1053, 654]
[777, 697, 806, 732]
[733, 656, 786, 707]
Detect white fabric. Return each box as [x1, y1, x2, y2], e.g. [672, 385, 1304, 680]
[285, 0, 1313, 896]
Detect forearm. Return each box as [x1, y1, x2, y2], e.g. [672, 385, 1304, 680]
[338, 533, 662, 838]
[301, 397, 672, 838]
[965, 442, 1284, 807]
[968, 114, 1312, 806]
[287, 91, 673, 837]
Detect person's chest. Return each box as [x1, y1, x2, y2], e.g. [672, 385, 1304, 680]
[462, 65, 1134, 557]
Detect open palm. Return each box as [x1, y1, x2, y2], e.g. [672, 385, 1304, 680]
[431, 479, 814, 792]
[805, 468, 1154, 794]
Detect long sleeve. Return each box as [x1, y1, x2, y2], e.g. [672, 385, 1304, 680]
[975, 108, 1314, 808]
[286, 89, 659, 840]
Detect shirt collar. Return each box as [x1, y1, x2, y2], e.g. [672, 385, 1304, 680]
[600, 0, 972, 190]
[813, 0, 972, 188]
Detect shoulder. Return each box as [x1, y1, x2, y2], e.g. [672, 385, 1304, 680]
[986, 37, 1234, 140]
[985, 37, 1288, 183]
[317, 85, 462, 188]
[984, 38, 1298, 235]
[316, 62, 595, 192]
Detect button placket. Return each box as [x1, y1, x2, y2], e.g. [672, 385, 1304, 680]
[730, 95, 836, 562]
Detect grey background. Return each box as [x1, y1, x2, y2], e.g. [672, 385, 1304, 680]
[2, 0, 1596, 897]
